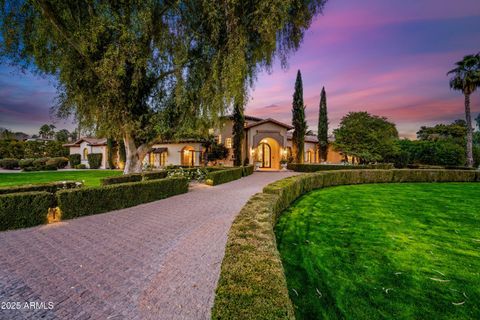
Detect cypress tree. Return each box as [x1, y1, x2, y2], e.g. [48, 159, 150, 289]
[292, 70, 307, 163]
[318, 86, 329, 161]
[232, 102, 245, 166]
[107, 137, 115, 169]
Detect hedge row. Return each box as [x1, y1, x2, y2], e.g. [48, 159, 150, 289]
[57, 177, 188, 219]
[0, 181, 79, 195]
[212, 169, 480, 320]
[205, 167, 244, 186]
[0, 192, 54, 231]
[100, 171, 168, 185]
[242, 165, 254, 177]
[287, 163, 394, 172]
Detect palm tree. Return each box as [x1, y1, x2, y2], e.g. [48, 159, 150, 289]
[447, 53, 480, 167]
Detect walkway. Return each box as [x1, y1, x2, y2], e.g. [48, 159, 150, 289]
[0, 172, 296, 320]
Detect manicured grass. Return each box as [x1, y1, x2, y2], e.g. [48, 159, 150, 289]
[275, 183, 480, 320]
[0, 170, 122, 187]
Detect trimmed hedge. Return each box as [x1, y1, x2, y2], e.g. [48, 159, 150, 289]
[212, 169, 479, 319]
[100, 171, 168, 185]
[19, 158, 34, 169]
[0, 158, 19, 169]
[69, 154, 81, 167]
[242, 165, 254, 177]
[205, 167, 243, 186]
[0, 181, 79, 195]
[57, 177, 188, 219]
[287, 163, 394, 172]
[0, 192, 54, 231]
[87, 153, 103, 169]
[46, 157, 69, 169]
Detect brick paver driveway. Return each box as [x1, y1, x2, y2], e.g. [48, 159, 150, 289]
[0, 171, 296, 320]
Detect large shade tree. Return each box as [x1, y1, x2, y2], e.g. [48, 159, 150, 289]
[447, 53, 480, 167]
[0, 0, 327, 173]
[333, 111, 399, 163]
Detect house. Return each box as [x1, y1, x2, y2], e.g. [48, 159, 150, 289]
[63, 138, 109, 169]
[64, 115, 345, 169]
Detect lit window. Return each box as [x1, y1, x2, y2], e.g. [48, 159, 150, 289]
[225, 138, 232, 149]
[83, 148, 88, 160]
[217, 134, 222, 144]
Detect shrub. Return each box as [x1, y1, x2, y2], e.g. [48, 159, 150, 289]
[0, 158, 19, 169]
[0, 181, 80, 195]
[101, 173, 142, 185]
[287, 163, 394, 172]
[0, 192, 54, 231]
[32, 157, 49, 167]
[75, 164, 87, 169]
[68, 154, 81, 167]
[242, 165, 254, 177]
[142, 171, 168, 181]
[57, 177, 188, 219]
[168, 167, 209, 181]
[87, 153, 103, 169]
[46, 157, 69, 169]
[213, 169, 479, 320]
[205, 167, 243, 186]
[19, 158, 35, 169]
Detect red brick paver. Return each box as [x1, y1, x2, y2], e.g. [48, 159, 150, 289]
[0, 172, 296, 320]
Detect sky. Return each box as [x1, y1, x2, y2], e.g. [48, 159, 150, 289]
[0, 0, 479, 138]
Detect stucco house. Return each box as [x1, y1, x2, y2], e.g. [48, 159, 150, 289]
[64, 115, 345, 169]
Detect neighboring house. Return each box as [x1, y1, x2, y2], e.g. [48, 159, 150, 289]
[63, 138, 108, 169]
[63, 115, 345, 170]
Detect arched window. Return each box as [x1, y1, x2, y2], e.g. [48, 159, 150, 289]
[83, 148, 88, 160]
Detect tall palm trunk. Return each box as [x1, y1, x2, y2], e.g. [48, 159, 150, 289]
[464, 93, 474, 167]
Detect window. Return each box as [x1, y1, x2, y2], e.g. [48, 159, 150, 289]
[217, 134, 222, 144]
[225, 138, 232, 149]
[83, 148, 88, 160]
[160, 152, 167, 166]
[149, 153, 155, 166]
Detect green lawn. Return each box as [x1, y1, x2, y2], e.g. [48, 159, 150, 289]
[275, 183, 480, 320]
[0, 170, 123, 187]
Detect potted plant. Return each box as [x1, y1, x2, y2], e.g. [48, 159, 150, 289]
[280, 158, 288, 170]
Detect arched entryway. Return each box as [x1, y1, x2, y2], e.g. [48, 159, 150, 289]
[254, 138, 281, 169]
[181, 146, 195, 166]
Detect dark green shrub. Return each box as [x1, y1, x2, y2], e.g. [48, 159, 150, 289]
[0, 192, 54, 231]
[384, 150, 410, 168]
[287, 163, 394, 172]
[0, 181, 80, 195]
[19, 158, 35, 169]
[57, 177, 188, 219]
[44, 164, 58, 171]
[142, 171, 168, 181]
[0, 158, 19, 169]
[205, 167, 243, 186]
[33, 157, 49, 167]
[87, 153, 103, 169]
[214, 169, 479, 320]
[46, 157, 69, 169]
[242, 165, 254, 177]
[75, 164, 87, 169]
[68, 154, 81, 167]
[100, 173, 142, 185]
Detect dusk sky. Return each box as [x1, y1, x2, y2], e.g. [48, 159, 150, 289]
[1, 0, 480, 138]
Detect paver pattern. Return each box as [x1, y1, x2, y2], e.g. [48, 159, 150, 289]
[0, 172, 296, 320]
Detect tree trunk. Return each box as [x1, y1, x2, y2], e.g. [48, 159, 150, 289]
[465, 93, 474, 167]
[123, 133, 149, 174]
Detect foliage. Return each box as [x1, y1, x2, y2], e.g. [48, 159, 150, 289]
[0, 191, 54, 231]
[57, 178, 188, 219]
[0, 0, 327, 173]
[18, 158, 34, 169]
[55, 129, 70, 142]
[292, 70, 307, 163]
[232, 103, 245, 166]
[417, 119, 467, 144]
[87, 153, 103, 169]
[317, 86, 328, 161]
[287, 163, 394, 172]
[213, 169, 479, 320]
[205, 167, 243, 186]
[0, 158, 19, 169]
[46, 157, 69, 169]
[118, 140, 126, 163]
[39, 124, 55, 139]
[396, 139, 466, 166]
[168, 167, 209, 181]
[107, 138, 115, 169]
[277, 183, 480, 319]
[75, 164, 87, 169]
[333, 111, 399, 163]
[0, 181, 80, 195]
[32, 157, 49, 167]
[448, 53, 480, 167]
[68, 154, 81, 167]
[0, 139, 24, 159]
[101, 171, 168, 185]
[203, 139, 229, 163]
[242, 165, 254, 177]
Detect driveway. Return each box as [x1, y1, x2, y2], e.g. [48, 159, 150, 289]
[0, 171, 296, 320]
